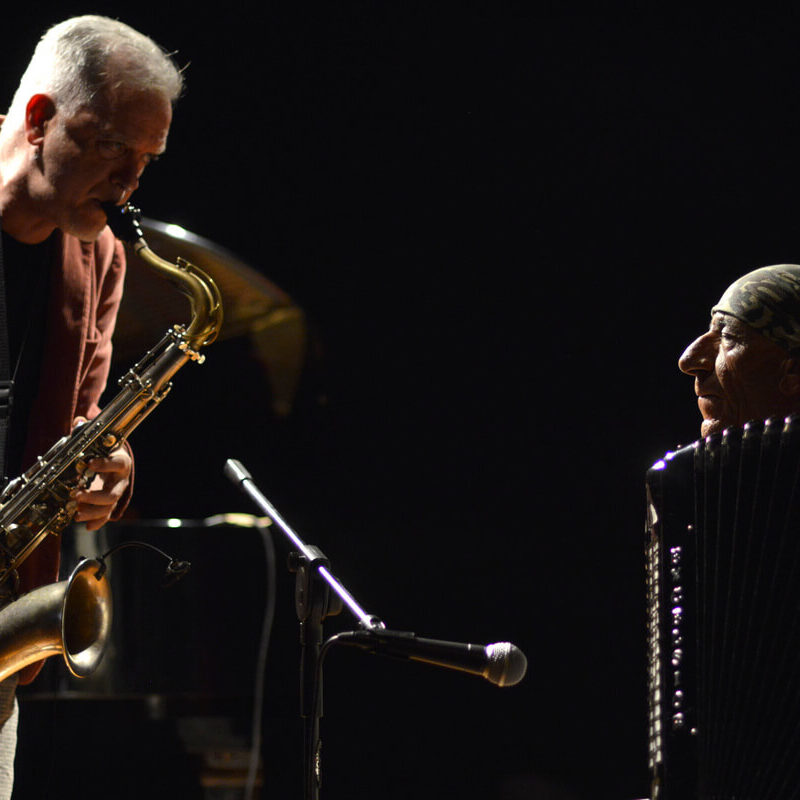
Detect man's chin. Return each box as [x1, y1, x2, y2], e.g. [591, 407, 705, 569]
[63, 205, 108, 242]
[65, 220, 105, 243]
[700, 417, 728, 438]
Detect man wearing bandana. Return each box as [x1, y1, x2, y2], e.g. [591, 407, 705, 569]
[679, 264, 800, 437]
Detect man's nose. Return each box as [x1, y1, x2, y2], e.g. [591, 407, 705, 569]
[679, 332, 715, 376]
[110, 157, 143, 196]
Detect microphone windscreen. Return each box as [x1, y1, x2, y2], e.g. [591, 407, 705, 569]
[485, 642, 527, 687]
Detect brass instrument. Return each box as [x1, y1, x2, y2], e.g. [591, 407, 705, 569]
[0, 203, 222, 681]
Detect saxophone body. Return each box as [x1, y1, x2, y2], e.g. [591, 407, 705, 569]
[0, 203, 223, 679]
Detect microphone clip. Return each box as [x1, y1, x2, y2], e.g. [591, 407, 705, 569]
[288, 546, 344, 626]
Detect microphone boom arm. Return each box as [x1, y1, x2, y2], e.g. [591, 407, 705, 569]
[224, 459, 384, 630]
[224, 458, 528, 800]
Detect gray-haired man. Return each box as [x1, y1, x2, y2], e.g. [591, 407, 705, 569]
[0, 16, 183, 795]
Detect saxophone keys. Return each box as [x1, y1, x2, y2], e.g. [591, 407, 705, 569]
[177, 340, 205, 363]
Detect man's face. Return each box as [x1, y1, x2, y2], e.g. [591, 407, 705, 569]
[679, 312, 794, 437]
[33, 85, 172, 241]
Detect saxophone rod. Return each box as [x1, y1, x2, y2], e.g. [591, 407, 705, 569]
[224, 459, 384, 631]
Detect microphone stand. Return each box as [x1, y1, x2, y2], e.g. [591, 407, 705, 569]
[224, 460, 384, 800]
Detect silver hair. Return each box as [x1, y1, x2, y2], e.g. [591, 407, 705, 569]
[5, 15, 183, 124]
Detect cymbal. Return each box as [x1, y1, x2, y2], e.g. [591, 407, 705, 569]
[113, 218, 307, 416]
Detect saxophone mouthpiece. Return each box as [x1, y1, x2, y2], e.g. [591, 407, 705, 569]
[101, 202, 145, 245]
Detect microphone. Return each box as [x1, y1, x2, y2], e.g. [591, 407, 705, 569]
[224, 459, 527, 687]
[335, 629, 527, 687]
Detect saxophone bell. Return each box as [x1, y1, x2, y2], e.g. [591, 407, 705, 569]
[0, 559, 111, 683]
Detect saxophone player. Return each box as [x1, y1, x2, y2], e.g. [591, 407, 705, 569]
[0, 16, 182, 795]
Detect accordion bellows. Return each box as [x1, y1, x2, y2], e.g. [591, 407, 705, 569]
[646, 414, 800, 799]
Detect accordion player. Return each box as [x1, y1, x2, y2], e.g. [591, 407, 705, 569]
[646, 263, 800, 799]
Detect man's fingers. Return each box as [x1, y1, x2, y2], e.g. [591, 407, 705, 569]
[71, 490, 118, 507]
[87, 456, 129, 475]
[71, 493, 118, 531]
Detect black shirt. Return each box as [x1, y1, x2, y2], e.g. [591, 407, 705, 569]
[0, 230, 52, 477]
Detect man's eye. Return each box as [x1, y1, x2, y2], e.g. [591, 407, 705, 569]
[96, 140, 128, 159]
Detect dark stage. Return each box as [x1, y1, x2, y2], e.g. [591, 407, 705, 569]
[4, 5, 800, 798]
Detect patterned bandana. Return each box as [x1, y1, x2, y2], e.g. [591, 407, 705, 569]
[712, 264, 800, 353]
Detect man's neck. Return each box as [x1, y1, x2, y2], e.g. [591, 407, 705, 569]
[0, 192, 56, 245]
[0, 135, 56, 244]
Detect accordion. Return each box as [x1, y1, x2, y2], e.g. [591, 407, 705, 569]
[646, 414, 800, 799]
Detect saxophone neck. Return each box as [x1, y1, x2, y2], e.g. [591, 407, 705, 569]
[104, 202, 224, 353]
[135, 242, 223, 351]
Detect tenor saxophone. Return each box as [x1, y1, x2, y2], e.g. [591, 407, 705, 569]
[0, 202, 223, 681]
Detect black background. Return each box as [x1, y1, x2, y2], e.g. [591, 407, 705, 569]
[6, 5, 800, 799]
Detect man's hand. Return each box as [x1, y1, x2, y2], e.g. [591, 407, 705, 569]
[68, 418, 132, 531]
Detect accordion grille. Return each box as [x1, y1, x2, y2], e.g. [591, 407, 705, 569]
[646, 415, 800, 799]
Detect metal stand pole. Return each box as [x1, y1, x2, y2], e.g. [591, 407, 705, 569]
[290, 547, 342, 800]
[224, 460, 384, 800]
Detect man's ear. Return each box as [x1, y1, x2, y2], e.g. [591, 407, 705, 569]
[779, 357, 800, 397]
[24, 94, 56, 146]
